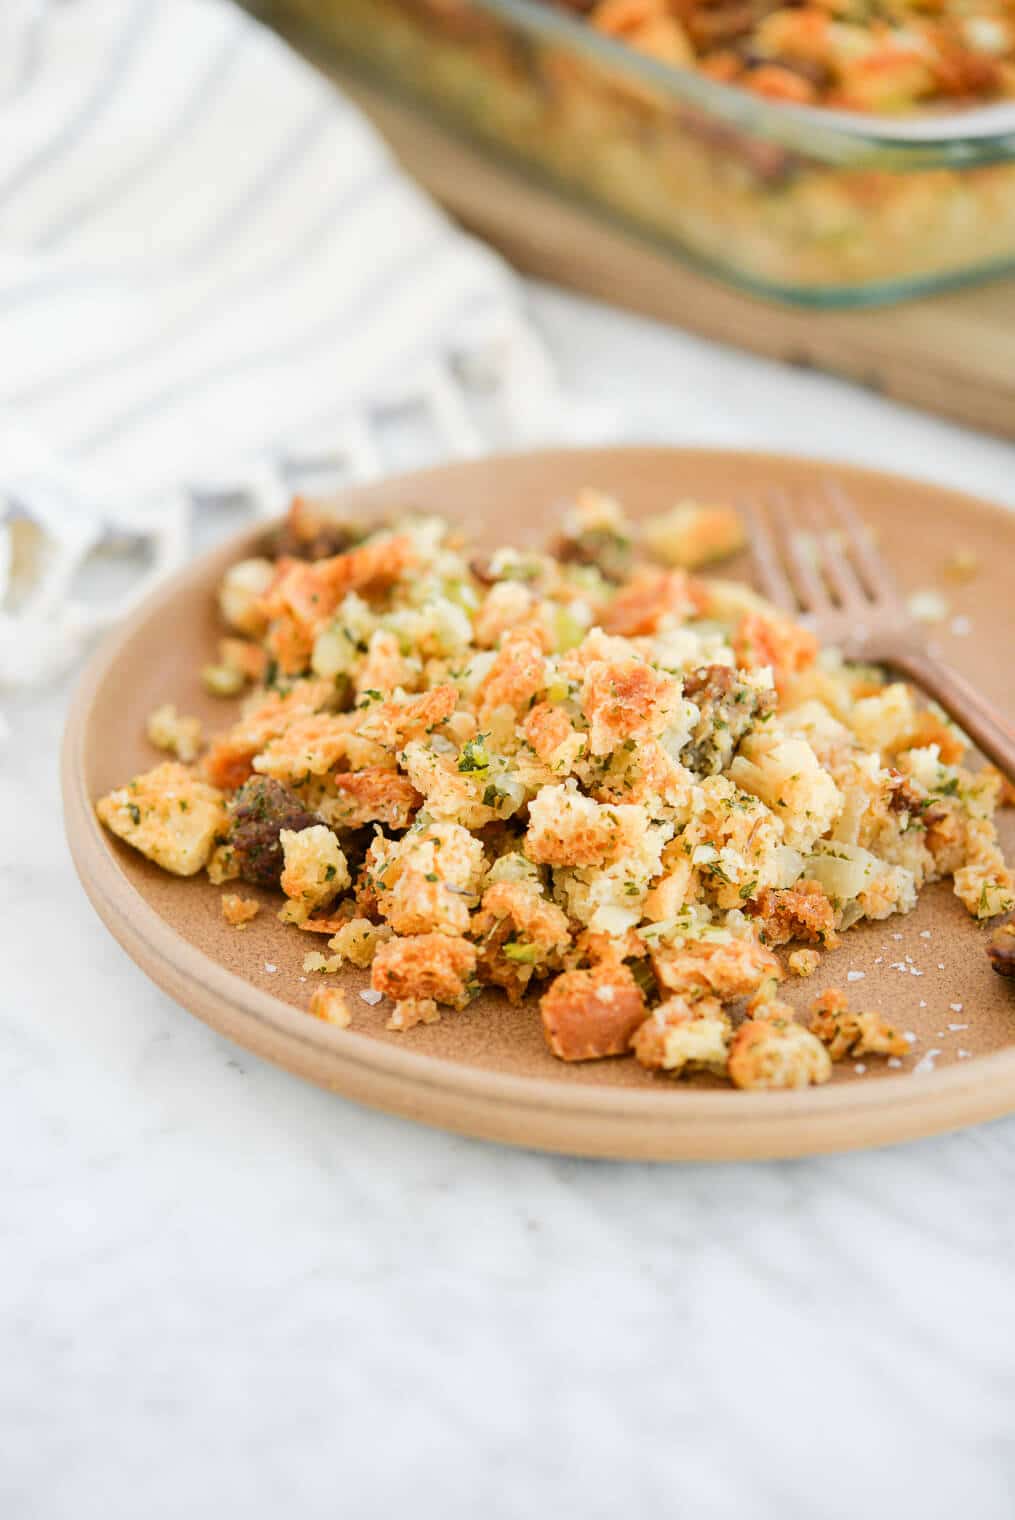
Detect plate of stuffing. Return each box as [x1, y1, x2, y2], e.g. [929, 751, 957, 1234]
[63, 448, 1015, 1160]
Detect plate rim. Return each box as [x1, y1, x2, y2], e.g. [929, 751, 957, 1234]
[62, 445, 1015, 1160]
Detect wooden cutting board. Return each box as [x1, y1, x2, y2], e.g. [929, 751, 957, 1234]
[311, 55, 1015, 440]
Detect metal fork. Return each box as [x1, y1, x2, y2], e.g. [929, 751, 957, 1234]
[744, 483, 1015, 782]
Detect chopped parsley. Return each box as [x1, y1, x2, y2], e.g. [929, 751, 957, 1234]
[458, 736, 491, 773]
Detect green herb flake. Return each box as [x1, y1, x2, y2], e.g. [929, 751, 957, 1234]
[503, 941, 539, 964]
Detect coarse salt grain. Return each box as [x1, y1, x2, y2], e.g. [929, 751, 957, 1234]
[958, 1049, 971, 1059]
[874, 956, 883, 965]
[854, 1063, 867, 1074]
[914, 1048, 942, 1074]
[938, 963, 945, 970]
[950, 1003, 963, 1013]
[919, 1000, 927, 1008]
[951, 616, 972, 636]
[847, 970, 865, 982]
[907, 590, 948, 624]
[891, 933, 903, 941]
[905, 1031, 917, 1043]
[919, 930, 932, 939]
[948, 1022, 968, 1032]
[888, 1057, 903, 1069]
[264, 963, 277, 974]
[359, 988, 383, 1005]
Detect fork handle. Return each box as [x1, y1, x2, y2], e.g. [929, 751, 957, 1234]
[888, 649, 1015, 783]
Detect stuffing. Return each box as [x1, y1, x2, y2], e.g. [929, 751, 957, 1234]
[525, 783, 648, 868]
[558, 627, 635, 682]
[779, 699, 855, 772]
[355, 684, 459, 751]
[588, 737, 695, 817]
[201, 661, 247, 698]
[146, 703, 203, 764]
[581, 657, 687, 756]
[354, 629, 420, 697]
[308, 986, 352, 1027]
[729, 730, 842, 853]
[253, 712, 359, 783]
[552, 827, 671, 935]
[553, 488, 635, 583]
[851, 684, 966, 765]
[262, 534, 415, 633]
[651, 935, 783, 1001]
[985, 767, 1015, 809]
[207, 842, 241, 885]
[809, 989, 908, 1060]
[221, 893, 260, 928]
[272, 495, 363, 562]
[679, 664, 773, 776]
[903, 708, 966, 766]
[733, 608, 818, 693]
[728, 1012, 832, 1090]
[987, 922, 1015, 978]
[473, 581, 543, 648]
[641, 842, 698, 922]
[476, 628, 547, 719]
[540, 961, 647, 1061]
[325, 767, 421, 830]
[366, 820, 486, 937]
[96, 763, 226, 877]
[97, 489, 1012, 1089]
[520, 701, 586, 774]
[219, 637, 269, 685]
[751, 880, 838, 947]
[788, 948, 821, 978]
[631, 994, 730, 1076]
[953, 820, 1015, 919]
[371, 933, 477, 1008]
[400, 742, 500, 830]
[218, 557, 275, 636]
[470, 881, 572, 1002]
[327, 916, 393, 968]
[679, 773, 787, 909]
[228, 775, 320, 887]
[387, 997, 441, 1031]
[857, 863, 918, 921]
[279, 825, 350, 922]
[202, 678, 334, 791]
[642, 501, 746, 570]
[603, 569, 699, 636]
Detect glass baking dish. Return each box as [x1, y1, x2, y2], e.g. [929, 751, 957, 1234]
[243, 0, 1015, 306]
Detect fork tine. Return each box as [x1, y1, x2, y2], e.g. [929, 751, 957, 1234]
[824, 480, 901, 606]
[805, 493, 869, 610]
[768, 490, 829, 613]
[741, 497, 797, 613]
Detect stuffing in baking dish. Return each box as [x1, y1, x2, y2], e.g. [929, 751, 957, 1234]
[261, 0, 1015, 298]
[562, 0, 1015, 114]
[96, 491, 1014, 1090]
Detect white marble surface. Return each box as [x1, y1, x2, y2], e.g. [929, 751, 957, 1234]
[5, 284, 1015, 1520]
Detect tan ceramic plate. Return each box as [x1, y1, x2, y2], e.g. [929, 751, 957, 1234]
[63, 449, 1015, 1160]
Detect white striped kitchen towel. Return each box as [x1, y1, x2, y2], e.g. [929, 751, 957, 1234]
[0, 0, 569, 683]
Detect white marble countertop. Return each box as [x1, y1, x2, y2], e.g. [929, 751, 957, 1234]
[5, 284, 1015, 1520]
